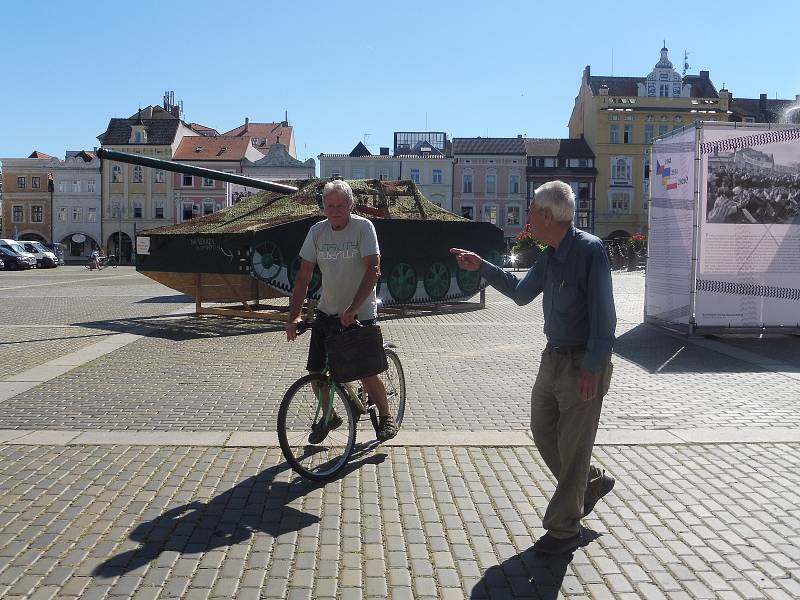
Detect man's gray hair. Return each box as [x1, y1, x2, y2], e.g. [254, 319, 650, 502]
[322, 180, 355, 207]
[534, 180, 575, 222]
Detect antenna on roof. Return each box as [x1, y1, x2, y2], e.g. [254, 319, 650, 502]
[363, 133, 372, 148]
[611, 48, 614, 76]
[683, 50, 690, 76]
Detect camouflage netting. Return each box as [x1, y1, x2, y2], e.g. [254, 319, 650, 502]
[143, 179, 467, 236]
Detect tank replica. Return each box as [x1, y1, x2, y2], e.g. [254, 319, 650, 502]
[96, 149, 505, 308]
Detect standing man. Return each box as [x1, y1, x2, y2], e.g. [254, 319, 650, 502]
[451, 180, 616, 555]
[286, 180, 398, 442]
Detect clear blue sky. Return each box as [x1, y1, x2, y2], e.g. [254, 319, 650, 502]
[1, 0, 797, 163]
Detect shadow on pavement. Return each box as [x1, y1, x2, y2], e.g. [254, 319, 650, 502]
[470, 529, 602, 599]
[135, 294, 195, 304]
[614, 323, 799, 374]
[76, 314, 285, 341]
[93, 453, 386, 579]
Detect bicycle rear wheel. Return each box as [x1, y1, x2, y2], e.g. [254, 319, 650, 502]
[370, 348, 406, 431]
[278, 373, 357, 481]
[108, 256, 118, 268]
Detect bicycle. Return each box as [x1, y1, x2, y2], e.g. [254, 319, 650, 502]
[85, 255, 119, 270]
[277, 320, 406, 481]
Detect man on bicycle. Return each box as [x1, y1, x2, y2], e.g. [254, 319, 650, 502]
[286, 180, 399, 442]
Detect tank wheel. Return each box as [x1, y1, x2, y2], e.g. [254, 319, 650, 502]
[387, 263, 417, 303]
[288, 255, 322, 295]
[423, 262, 451, 300]
[456, 267, 481, 295]
[252, 242, 283, 280]
[486, 250, 503, 267]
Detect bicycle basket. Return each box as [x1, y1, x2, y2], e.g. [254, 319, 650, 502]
[325, 324, 388, 383]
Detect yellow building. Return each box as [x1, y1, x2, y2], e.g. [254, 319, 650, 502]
[97, 105, 198, 261]
[569, 47, 730, 238]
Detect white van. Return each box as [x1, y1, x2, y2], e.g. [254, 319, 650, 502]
[20, 241, 58, 268]
[0, 239, 38, 268]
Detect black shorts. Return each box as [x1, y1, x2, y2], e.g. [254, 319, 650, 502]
[306, 311, 377, 373]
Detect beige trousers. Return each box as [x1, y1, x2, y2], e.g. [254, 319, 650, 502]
[530, 347, 613, 538]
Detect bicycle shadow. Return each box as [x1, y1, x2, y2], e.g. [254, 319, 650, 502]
[92, 452, 386, 579]
[470, 528, 602, 599]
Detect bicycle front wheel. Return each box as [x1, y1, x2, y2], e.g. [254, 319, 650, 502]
[278, 373, 357, 481]
[370, 348, 406, 430]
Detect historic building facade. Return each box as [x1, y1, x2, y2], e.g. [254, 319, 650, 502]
[525, 138, 597, 233]
[452, 137, 527, 245]
[97, 105, 199, 261]
[568, 46, 729, 238]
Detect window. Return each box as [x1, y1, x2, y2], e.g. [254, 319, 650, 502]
[659, 124, 668, 137]
[352, 168, 366, 179]
[577, 182, 590, 206]
[88, 207, 97, 223]
[58, 181, 65, 192]
[330, 169, 340, 178]
[133, 202, 142, 218]
[133, 166, 143, 183]
[461, 204, 474, 220]
[623, 125, 633, 144]
[378, 168, 389, 181]
[610, 192, 630, 214]
[432, 169, 443, 184]
[579, 159, 590, 168]
[462, 173, 473, 193]
[155, 205, 165, 219]
[72, 207, 82, 222]
[484, 205, 498, 224]
[182, 202, 195, 221]
[17, 176, 26, 189]
[87, 179, 96, 193]
[410, 169, 420, 184]
[153, 169, 164, 183]
[644, 158, 651, 180]
[58, 207, 67, 222]
[32, 176, 40, 189]
[203, 201, 215, 215]
[659, 84, 669, 97]
[510, 175, 520, 194]
[506, 205, 521, 226]
[648, 83, 656, 96]
[72, 180, 80, 193]
[610, 125, 619, 144]
[31, 205, 43, 222]
[645, 124, 654, 144]
[182, 174, 193, 187]
[12, 205, 24, 222]
[112, 165, 122, 183]
[486, 174, 497, 194]
[673, 85, 681, 96]
[611, 157, 632, 182]
[202, 177, 214, 188]
[111, 201, 120, 218]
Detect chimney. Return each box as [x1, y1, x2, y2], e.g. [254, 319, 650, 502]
[517, 134, 522, 139]
[244, 117, 249, 133]
[699, 70, 709, 79]
[380, 147, 389, 156]
[759, 93, 767, 110]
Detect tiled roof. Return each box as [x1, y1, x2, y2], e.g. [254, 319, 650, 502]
[173, 136, 253, 161]
[588, 75, 719, 99]
[189, 123, 221, 136]
[729, 97, 799, 123]
[222, 122, 293, 149]
[524, 138, 594, 159]
[246, 143, 314, 168]
[97, 118, 182, 145]
[452, 138, 526, 155]
[28, 151, 55, 159]
[318, 154, 397, 159]
[349, 142, 371, 157]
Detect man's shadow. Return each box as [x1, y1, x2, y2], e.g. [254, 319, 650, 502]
[470, 528, 602, 600]
[93, 446, 385, 579]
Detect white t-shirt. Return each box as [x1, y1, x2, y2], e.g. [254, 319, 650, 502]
[299, 214, 380, 320]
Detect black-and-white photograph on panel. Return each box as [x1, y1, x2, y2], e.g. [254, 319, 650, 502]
[706, 144, 800, 225]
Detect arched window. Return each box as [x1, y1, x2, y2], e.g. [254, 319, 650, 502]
[111, 165, 122, 183]
[133, 166, 143, 183]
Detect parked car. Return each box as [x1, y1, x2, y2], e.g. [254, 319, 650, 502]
[0, 257, 4, 270]
[20, 241, 58, 268]
[41, 242, 66, 265]
[0, 240, 38, 268]
[0, 245, 35, 270]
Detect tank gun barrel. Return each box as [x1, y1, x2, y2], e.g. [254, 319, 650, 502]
[95, 148, 299, 194]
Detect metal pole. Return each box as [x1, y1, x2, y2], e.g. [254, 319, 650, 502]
[118, 198, 121, 263]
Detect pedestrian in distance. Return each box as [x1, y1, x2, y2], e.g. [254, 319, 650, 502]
[450, 180, 617, 556]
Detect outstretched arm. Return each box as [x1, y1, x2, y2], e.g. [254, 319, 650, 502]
[449, 248, 545, 306]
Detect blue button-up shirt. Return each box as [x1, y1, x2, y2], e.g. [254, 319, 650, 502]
[480, 226, 616, 373]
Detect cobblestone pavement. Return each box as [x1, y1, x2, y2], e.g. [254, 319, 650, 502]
[3, 267, 800, 599]
[1, 269, 799, 432]
[1, 443, 799, 600]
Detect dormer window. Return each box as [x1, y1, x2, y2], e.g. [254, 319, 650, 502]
[129, 124, 148, 144]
